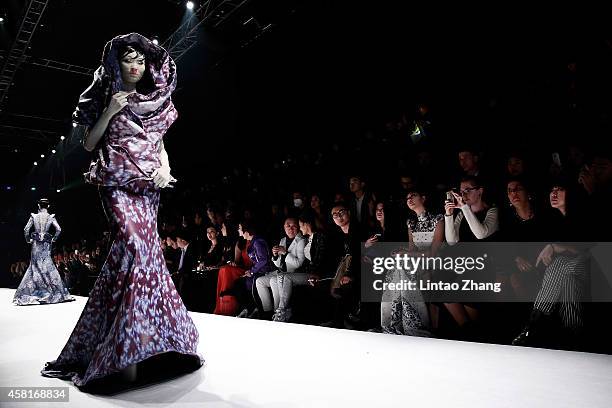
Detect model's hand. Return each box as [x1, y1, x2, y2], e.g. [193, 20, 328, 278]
[151, 165, 176, 188]
[106, 91, 133, 117]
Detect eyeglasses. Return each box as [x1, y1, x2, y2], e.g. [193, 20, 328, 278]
[459, 187, 480, 196]
[332, 209, 348, 219]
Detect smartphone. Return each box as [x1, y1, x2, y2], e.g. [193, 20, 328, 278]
[445, 191, 455, 203]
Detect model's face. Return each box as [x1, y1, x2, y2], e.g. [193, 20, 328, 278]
[238, 224, 244, 237]
[284, 219, 299, 239]
[206, 227, 217, 241]
[507, 181, 528, 207]
[120, 49, 145, 85]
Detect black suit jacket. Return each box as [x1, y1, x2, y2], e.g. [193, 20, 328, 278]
[177, 244, 197, 275]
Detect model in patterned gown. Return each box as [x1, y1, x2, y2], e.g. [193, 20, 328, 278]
[13, 199, 74, 306]
[41, 33, 203, 388]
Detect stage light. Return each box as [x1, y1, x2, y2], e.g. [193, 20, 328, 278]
[33, 161, 38, 166]
[56, 189, 61, 193]
[60, 136, 65, 141]
[31, 187, 36, 191]
[40, 154, 45, 158]
[51, 149, 56, 154]
[152, 37, 159, 45]
[186, 1, 195, 10]
[0, 18, 4, 23]
[72, 122, 77, 128]
[13, 149, 18, 153]
[6, 186, 12, 191]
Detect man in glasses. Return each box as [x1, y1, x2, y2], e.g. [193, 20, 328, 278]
[321, 203, 367, 329]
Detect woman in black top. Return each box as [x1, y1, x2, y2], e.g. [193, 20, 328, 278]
[512, 179, 589, 349]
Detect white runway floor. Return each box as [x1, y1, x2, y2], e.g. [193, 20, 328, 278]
[1, 288, 612, 407]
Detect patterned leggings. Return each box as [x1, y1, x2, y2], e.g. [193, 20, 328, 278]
[533, 254, 588, 331]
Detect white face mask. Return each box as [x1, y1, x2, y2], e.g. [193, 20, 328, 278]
[293, 198, 303, 208]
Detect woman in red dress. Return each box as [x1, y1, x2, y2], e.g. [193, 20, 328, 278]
[214, 223, 253, 315]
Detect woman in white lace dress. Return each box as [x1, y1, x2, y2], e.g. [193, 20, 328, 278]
[380, 189, 444, 336]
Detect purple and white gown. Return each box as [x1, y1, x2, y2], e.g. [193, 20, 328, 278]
[41, 33, 203, 387]
[13, 210, 73, 306]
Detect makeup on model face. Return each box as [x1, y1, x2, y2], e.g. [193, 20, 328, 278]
[120, 49, 145, 85]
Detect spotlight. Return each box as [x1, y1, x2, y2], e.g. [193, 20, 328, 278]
[6, 186, 12, 191]
[0, 17, 4, 23]
[56, 189, 61, 193]
[60, 136, 65, 141]
[152, 37, 159, 45]
[72, 122, 77, 128]
[40, 154, 45, 158]
[186, 1, 194, 10]
[33, 161, 38, 166]
[13, 149, 18, 153]
[31, 187, 36, 191]
[51, 149, 56, 154]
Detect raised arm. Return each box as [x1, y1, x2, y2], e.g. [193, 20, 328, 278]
[460, 205, 499, 240]
[82, 91, 132, 152]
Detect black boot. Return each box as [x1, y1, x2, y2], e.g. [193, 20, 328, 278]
[512, 309, 548, 346]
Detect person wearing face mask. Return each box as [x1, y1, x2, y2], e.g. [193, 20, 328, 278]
[256, 217, 306, 322]
[41, 34, 202, 387]
[287, 191, 306, 219]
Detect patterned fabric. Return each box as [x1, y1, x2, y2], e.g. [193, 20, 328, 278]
[407, 211, 444, 251]
[382, 211, 443, 336]
[381, 269, 432, 337]
[74, 33, 178, 187]
[13, 210, 73, 306]
[42, 185, 202, 386]
[41, 33, 202, 387]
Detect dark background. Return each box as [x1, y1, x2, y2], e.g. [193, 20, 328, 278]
[1, 1, 611, 277]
